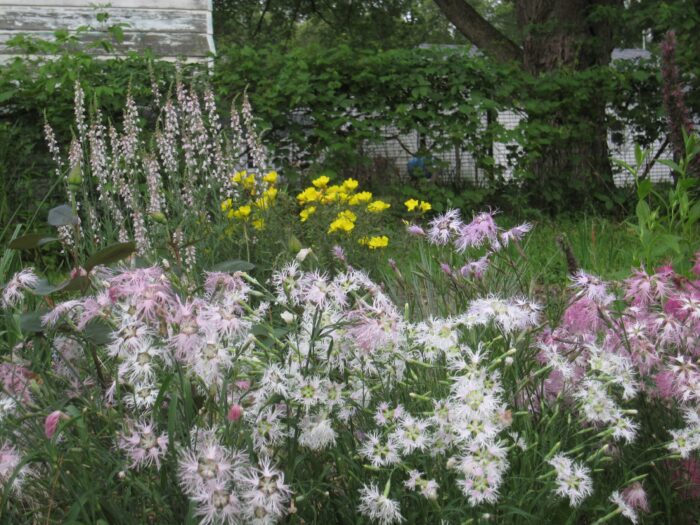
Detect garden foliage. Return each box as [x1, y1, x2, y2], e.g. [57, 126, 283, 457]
[3, 197, 700, 523]
[1, 40, 668, 221]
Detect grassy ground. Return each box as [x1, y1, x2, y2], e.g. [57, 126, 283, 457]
[378, 214, 675, 324]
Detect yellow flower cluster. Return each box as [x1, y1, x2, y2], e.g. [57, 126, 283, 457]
[404, 199, 432, 213]
[359, 235, 389, 249]
[297, 175, 390, 249]
[328, 210, 357, 233]
[221, 170, 279, 231]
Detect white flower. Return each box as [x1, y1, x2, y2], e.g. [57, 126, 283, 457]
[373, 402, 405, 427]
[359, 432, 402, 467]
[240, 457, 292, 523]
[358, 483, 404, 525]
[574, 379, 620, 424]
[2, 268, 39, 308]
[610, 490, 639, 524]
[298, 414, 336, 451]
[404, 470, 439, 500]
[296, 248, 313, 262]
[391, 415, 431, 454]
[547, 452, 593, 507]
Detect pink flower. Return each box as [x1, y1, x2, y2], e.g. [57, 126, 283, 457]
[427, 210, 462, 246]
[500, 223, 532, 247]
[332, 245, 347, 263]
[459, 255, 490, 280]
[227, 404, 244, 422]
[118, 419, 169, 470]
[653, 370, 678, 399]
[455, 211, 498, 252]
[0, 363, 34, 404]
[670, 458, 700, 500]
[234, 380, 250, 391]
[622, 482, 649, 512]
[406, 224, 425, 237]
[1, 268, 39, 308]
[45, 410, 65, 439]
[562, 298, 602, 334]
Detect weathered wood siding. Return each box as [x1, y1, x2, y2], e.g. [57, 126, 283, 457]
[0, 0, 214, 60]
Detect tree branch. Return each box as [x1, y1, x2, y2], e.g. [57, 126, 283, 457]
[433, 0, 523, 64]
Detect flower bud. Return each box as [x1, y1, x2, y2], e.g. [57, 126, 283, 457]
[44, 410, 67, 439]
[150, 211, 167, 224]
[227, 404, 244, 422]
[67, 164, 82, 186]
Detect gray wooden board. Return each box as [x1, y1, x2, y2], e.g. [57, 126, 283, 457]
[0, 0, 209, 9]
[1, 7, 210, 34]
[0, 30, 212, 56]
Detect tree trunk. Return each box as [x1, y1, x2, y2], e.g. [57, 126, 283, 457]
[515, 0, 621, 210]
[434, 0, 623, 210]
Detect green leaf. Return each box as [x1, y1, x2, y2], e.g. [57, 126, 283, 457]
[32, 275, 90, 296]
[85, 241, 136, 272]
[688, 200, 700, 225]
[83, 319, 113, 345]
[32, 279, 59, 296]
[658, 159, 683, 175]
[19, 309, 48, 333]
[636, 179, 652, 200]
[211, 260, 255, 273]
[9, 233, 60, 250]
[650, 233, 681, 258]
[47, 204, 79, 226]
[251, 324, 288, 339]
[635, 200, 650, 224]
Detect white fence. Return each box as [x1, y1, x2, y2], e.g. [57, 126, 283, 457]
[362, 110, 674, 186]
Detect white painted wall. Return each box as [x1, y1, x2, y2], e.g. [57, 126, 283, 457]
[0, 0, 214, 61]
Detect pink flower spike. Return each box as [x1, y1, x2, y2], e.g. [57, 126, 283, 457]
[227, 404, 244, 422]
[45, 410, 65, 439]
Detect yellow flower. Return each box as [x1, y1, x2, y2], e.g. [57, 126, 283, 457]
[233, 205, 252, 220]
[404, 199, 419, 212]
[221, 198, 233, 212]
[231, 170, 246, 184]
[243, 174, 257, 191]
[297, 187, 320, 205]
[328, 217, 355, 233]
[263, 171, 278, 184]
[322, 185, 343, 204]
[367, 200, 391, 213]
[300, 206, 316, 222]
[337, 210, 357, 222]
[362, 235, 389, 249]
[342, 178, 359, 191]
[348, 191, 373, 205]
[254, 196, 270, 209]
[419, 201, 432, 213]
[264, 187, 278, 200]
[252, 218, 265, 230]
[312, 175, 330, 188]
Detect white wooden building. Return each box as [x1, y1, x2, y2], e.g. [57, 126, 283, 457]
[0, 0, 214, 61]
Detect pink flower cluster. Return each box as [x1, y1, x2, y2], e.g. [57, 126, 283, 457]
[407, 209, 532, 282]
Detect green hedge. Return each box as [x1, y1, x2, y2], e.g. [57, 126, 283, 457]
[0, 41, 665, 225]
